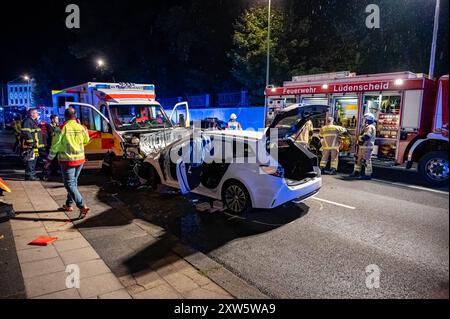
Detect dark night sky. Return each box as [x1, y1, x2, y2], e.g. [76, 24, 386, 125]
[1, 0, 448, 100]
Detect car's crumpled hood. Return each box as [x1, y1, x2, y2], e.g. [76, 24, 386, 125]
[139, 128, 191, 156]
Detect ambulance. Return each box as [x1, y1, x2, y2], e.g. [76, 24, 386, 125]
[265, 71, 449, 186]
[52, 82, 191, 180]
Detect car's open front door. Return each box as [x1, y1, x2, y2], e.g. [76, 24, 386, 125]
[169, 102, 191, 128]
[65, 102, 114, 169]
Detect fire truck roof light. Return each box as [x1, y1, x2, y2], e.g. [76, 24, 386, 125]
[322, 84, 329, 89]
[271, 88, 277, 92]
[95, 84, 109, 89]
[143, 85, 155, 91]
[394, 79, 404, 86]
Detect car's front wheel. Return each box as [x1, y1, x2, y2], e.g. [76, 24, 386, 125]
[222, 180, 252, 215]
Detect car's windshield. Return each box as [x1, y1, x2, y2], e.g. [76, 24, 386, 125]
[109, 104, 171, 131]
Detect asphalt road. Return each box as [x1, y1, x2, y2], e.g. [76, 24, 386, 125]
[113, 163, 449, 299]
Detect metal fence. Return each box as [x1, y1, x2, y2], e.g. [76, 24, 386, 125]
[158, 91, 248, 108]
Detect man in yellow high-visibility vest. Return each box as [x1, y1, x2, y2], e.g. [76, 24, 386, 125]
[319, 117, 347, 175]
[45, 107, 91, 219]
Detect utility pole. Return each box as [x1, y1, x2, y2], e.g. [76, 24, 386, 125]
[429, 0, 440, 78]
[264, 0, 272, 127]
[266, 0, 271, 87]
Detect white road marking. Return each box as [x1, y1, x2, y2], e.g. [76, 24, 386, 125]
[372, 179, 449, 195]
[308, 196, 356, 210]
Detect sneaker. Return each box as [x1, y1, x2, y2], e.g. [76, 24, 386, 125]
[78, 207, 90, 220]
[60, 205, 74, 212]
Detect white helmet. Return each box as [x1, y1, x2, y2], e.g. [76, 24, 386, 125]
[364, 113, 375, 122]
[230, 113, 237, 121]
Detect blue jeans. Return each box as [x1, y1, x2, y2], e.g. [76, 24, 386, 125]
[25, 157, 38, 179]
[61, 165, 85, 209]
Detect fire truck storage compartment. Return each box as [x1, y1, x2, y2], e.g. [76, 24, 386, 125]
[362, 93, 402, 160]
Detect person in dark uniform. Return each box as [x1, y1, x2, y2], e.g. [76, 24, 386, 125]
[21, 108, 45, 180]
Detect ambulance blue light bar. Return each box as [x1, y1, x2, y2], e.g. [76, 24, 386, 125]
[94, 83, 155, 91]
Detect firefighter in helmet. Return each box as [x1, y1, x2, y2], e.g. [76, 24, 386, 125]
[319, 116, 347, 175]
[349, 112, 376, 180]
[296, 119, 314, 147]
[226, 113, 242, 130]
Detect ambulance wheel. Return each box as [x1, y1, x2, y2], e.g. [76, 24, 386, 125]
[418, 151, 449, 186]
[222, 180, 251, 215]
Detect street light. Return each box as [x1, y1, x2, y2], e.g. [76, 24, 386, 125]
[428, 0, 440, 78]
[23, 75, 31, 108]
[97, 59, 105, 68]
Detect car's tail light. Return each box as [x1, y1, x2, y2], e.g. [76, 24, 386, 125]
[260, 165, 285, 178]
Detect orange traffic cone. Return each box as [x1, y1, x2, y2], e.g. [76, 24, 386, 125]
[0, 178, 11, 193]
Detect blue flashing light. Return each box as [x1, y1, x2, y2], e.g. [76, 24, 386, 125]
[95, 84, 109, 89]
[143, 85, 155, 91]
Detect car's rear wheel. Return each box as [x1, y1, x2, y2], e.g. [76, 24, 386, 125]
[222, 180, 252, 215]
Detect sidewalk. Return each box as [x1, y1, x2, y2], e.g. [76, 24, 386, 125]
[0, 130, 266, 299]
[2, 179, 234, 299]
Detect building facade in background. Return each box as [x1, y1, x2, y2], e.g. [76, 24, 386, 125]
[7, 79, 33, 107]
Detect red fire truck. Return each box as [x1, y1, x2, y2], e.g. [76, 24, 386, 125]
[265, 71, 449, 186]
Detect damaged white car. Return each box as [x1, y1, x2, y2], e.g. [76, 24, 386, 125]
[137, 104, 327, 214]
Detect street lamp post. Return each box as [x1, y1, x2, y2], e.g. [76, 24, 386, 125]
[23, 75, 31, 108]
[266, 0, 271, 87]
[264, 0, 272, 127]
[428, 0, 440, 78]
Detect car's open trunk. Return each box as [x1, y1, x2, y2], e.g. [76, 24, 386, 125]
[276, 139, 319, 184]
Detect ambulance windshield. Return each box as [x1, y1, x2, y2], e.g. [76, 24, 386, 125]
[109, 104, 171, 131]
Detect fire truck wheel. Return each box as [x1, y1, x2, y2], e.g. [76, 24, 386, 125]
[418, 151, 449, 186]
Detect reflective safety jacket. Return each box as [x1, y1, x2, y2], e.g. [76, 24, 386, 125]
[21, 117, 45, 150]
[13, 120, 22, 137]
[319, 124, 347, 150]
[358, 124, 376, 148]
[297, 120, 314, 145]
[48, 120, 90, 167]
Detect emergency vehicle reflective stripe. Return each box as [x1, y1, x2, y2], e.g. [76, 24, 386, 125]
[105, 93, 155, 101]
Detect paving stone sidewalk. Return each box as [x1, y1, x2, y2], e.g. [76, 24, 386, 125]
[3, 180, 233, 299]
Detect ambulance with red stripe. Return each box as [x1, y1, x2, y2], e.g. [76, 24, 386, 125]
[265, 72, 449, 186]
[52, 82, 190, 180]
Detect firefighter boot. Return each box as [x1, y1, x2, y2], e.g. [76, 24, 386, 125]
[329, 168, 337, 175]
